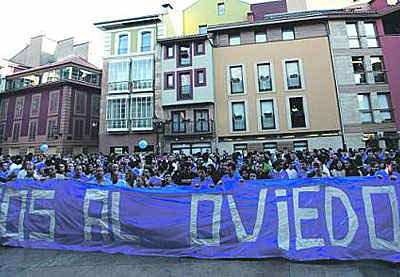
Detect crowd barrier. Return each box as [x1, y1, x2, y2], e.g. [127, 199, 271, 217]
[1, 177, 400, 262]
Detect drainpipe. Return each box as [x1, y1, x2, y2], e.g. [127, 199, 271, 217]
[208, 33, 218, 153]
[322, 20, 347, 151]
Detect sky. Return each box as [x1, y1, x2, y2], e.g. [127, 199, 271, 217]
[0, 0, 264, 67]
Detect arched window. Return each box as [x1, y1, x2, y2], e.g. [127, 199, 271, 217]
[141, 32, 151, 52]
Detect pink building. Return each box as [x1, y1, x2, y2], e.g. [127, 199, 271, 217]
[370, 0, 400, 130]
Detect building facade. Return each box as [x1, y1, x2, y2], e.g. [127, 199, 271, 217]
[328, 12, 398, 149]
[94, 6, 177, 154]
[371, 0, 400, 132]
[159, 35, 216, 154]
[183, 0, 250, 35]
[286, 0, 370, 12]
[0, 56, 101, 155]
[209, 17, 342, 153]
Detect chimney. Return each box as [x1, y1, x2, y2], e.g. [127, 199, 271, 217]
[247, 11, 255, 22]
[161, 2, 173, 14]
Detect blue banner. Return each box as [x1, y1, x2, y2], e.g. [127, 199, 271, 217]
[1, 177, 400, 262]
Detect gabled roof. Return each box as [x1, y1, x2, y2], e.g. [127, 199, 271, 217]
[8, 55, 101, 78]
[94, 14, 161, 31]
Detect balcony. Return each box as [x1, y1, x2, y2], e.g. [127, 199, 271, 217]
[164, 120, 215, 136]
[131, 79, 153, 90]
[106, 119, 153, 132]
[107, 81, 129, 92]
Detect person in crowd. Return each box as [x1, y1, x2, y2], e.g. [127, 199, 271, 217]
[46, 164, 66, 179]
[191, 167, 215, 189]
[72, 165, 88, 182]
[89, 167, 112, 186]
[269, 160, 289, 180]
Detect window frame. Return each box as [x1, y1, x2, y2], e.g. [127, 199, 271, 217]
[285, 95, 310, 130]
[357, 93, 374, 123]
[130, 95, 153, 130]
[74, 91, 87, 115]
[283, 59, 305, 91]
[230, 100, 248, 132]
[255, 31, 267, 43]
[106, 95, 130, 132]
[30, 94, 41, 117]
[28, 119, 38, 141]
[194, 68, 207, 87]
[229, 34, 241, 46]
[164, 72, 175, 90]
[14, 96, 24, 120]
[139, 30, 153, 53]
[370, 56, 386, 83]
[352, 56, 367, 84]
[364, 22, 379, 48]
[346, 22, 361, 49]
[177, 43, 192, 68]
[255, 61, 275, 93]
[228, 65, 246, 95]
[257, 98, 279, 132]
[130, 55, 154, 91]
[194, 41, 206, 56]
[91, 95, 101, 117]
[12, 121, 21, 142]
[48, 90, 60, 116]
[107, 59, 130, 93]
[177, 70, 193, 101]
[171, 110, 187, 133]
[115, 31, 130, 55]
[199, 25, 208, 35]
[377, 93, 393, 122]
[0, 99, 8, 121]
[164, 45, 175, 59]
[282, 26, 295, 40]
[217, 2, 225, 16]
[46, 117, 58, 138]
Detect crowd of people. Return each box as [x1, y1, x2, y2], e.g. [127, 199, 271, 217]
[0, 147, 399, 189]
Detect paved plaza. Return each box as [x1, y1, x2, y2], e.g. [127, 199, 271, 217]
[1, 246, 400, 277]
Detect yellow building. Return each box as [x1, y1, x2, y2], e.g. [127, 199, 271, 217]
[183, 0, 250, 35]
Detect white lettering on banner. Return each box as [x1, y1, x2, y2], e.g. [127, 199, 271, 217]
[228, 189, 267, 243]
[0, 189, 28, 241]
[28, 190, 56, 242]
[190, 194, 222, 246]
[111, 192, 138, 241]
[362, 186, 400, 252]
[325, 187, 359, 247]
[83, 189, 110, 241]
[276, 189, 289, 251]
[293, 186, 325, 250]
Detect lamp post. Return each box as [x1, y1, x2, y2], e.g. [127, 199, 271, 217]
[153, 116, 164, 154]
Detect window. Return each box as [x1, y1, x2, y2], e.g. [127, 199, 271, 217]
[28, 121, 37, 140]
[30, 95, 40, 117]
[12, 122, 20, 141]
[260, 100, 275, 130]
[47, 119, 58, 137]
[264, 142, 277, 153]
[131, 57, 153, 90]
[91, 95, 101, 117]
[74, 92, 86, 115]
[195, 110, 210, 132]
[0, 99, 8, 120]
[255, 32, 267, 43]
[165, 45, 174, 59]
[0, 124, 5, 140]
[74, 119, 84, 139]
[346, 23, 360, 48]
[195, 68, 206, 87]
[199, 25, 207, 34]
[108, 61, 130, 92]
[294, 141, 308, 151]
[178, 44, 191, 67]
[49, 91, 59, 114]
[232, 102, 246, 131]
[365, 22, 379, 48]
[371, 56, 386, 83]
[289, 97, 307, 128]
[257, 63, 272, 92]
[282, 26, 295, 40]
[377, 93, 393, 122]
[130, 96, 153, 129]
[106, 97, 128, 130]
[358, 94, 373, 123]
[194, 41, 205, 55]
[229, 35, 240, 46]
[117, 34, 129, 55]
[217, 3, 225, 16]
[230, 66, 244, 94]
[178, 72, 192, 100]
[14, 97, 24, 119]
[140, 32, 152, 52]
[172, 111, 186, 133]
[352, 57, 366, 84]
[233, 144, 248, 155]
[164, 72, 175, 90]
[285, 61, 302, 90]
